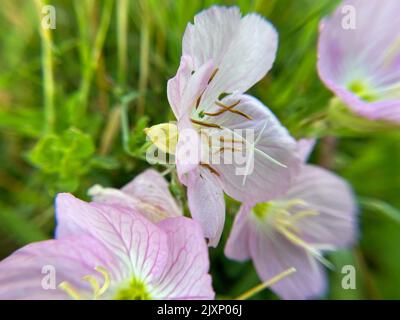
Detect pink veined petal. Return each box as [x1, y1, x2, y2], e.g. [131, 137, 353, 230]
[297, 138, 316, 163]
[207, 94, 301, 203]
[283, 164, 358, 248]
[151, 217, 214, 300]
[122, 169, 182, 217]
[175, 117, 202, 182]
[186, 166, 225, 247]
[167, 55, 194, 119]
[224, 202, 253, 261]
[90, 169, 182, 222]
[55, 193, 169, 281]
[248, 227, 327, 300]
[318, 0, 400, 123]
[0, 235, 120, 300]
[173, 61, 216, 180]
[182, 6, 278, 110]
[170, 59, 215, 121]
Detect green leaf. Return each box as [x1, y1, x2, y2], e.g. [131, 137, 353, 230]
[28, 127, 96, 192]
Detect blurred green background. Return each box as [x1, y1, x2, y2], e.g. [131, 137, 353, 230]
[0, 0, 399, 299]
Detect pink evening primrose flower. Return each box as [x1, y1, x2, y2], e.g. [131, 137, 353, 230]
[88, 169, 182, 223]
[0, 193, 214, 300]
[318, 0, 400, 123]
[225, 140, 358, 299]
[165, 6, 300, 246]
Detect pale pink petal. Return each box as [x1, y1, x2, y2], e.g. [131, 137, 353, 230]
[297, 138, 316, 162]
[224, 202, 252, 261]
[151, 217, 214, 299]
[169, 59, 215, 121]
[0, 235, 120, 300]
[90, 169, 182, 222]
[186, 166, 225, 247]
[225, 202, 327, 299]
[283, 165, 358, 248]
[182, 6, 278, 109]
[55, 193, 169, 280]
[249, 227, 327, 300]
[175, 118, 202, 181]
[167, 55, 194, 119]
[208, 94, 300, 203]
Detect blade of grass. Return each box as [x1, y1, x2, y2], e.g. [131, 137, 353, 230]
[34, 0, 55, 134]
[137, 0, 151, 116]
[117, 0, 128, 89]
[74, 0, 114, 124]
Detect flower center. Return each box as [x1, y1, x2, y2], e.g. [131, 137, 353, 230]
[348, 80, 378, 102]
[114, 278, 152, 300]
[252, 199, 333, 268]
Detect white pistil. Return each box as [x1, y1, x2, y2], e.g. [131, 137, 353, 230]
[241, 119, 287, 186]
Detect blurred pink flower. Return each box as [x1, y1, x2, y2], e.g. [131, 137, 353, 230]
[0, 193, 214, 300]
[318, 0, 400, 123]
[89, 169, 182, 222]
[225, 142, 357, 299]
[168, 6, 300, 246]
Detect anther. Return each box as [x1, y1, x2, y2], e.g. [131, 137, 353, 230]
[204, 100, 252, 120]
[200, 163, 220, 176]
[191, 118, 221, 129]
[208, 68, 219, 84]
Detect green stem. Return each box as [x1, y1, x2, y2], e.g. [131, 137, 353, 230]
[117, 0, 128, 89]
[35, 0, 55, 134]
[76, 0, 114, 122]
[137, 0, 151, 116]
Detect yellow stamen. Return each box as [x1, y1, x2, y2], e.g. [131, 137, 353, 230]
[83, 275, 100, 299]
[59, 281, 82, 300]
[383, 36, 400, 67]
[59, 266, 111, 300]
[236, 267, 296, 300]
[95, 266, 111, 297]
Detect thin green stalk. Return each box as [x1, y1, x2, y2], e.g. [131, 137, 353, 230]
[73, 0, 90, 67]
[137, 0, 151, 116]
[117, 0, 128, 88]
[76, 0, 114, 121]
[35, 0, 55, 134]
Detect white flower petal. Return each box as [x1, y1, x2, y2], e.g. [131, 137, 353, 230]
[183, 6, 278, 109]
[206, 94, 300, 203]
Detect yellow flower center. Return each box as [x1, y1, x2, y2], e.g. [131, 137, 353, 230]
[113, 278, 152, 300]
